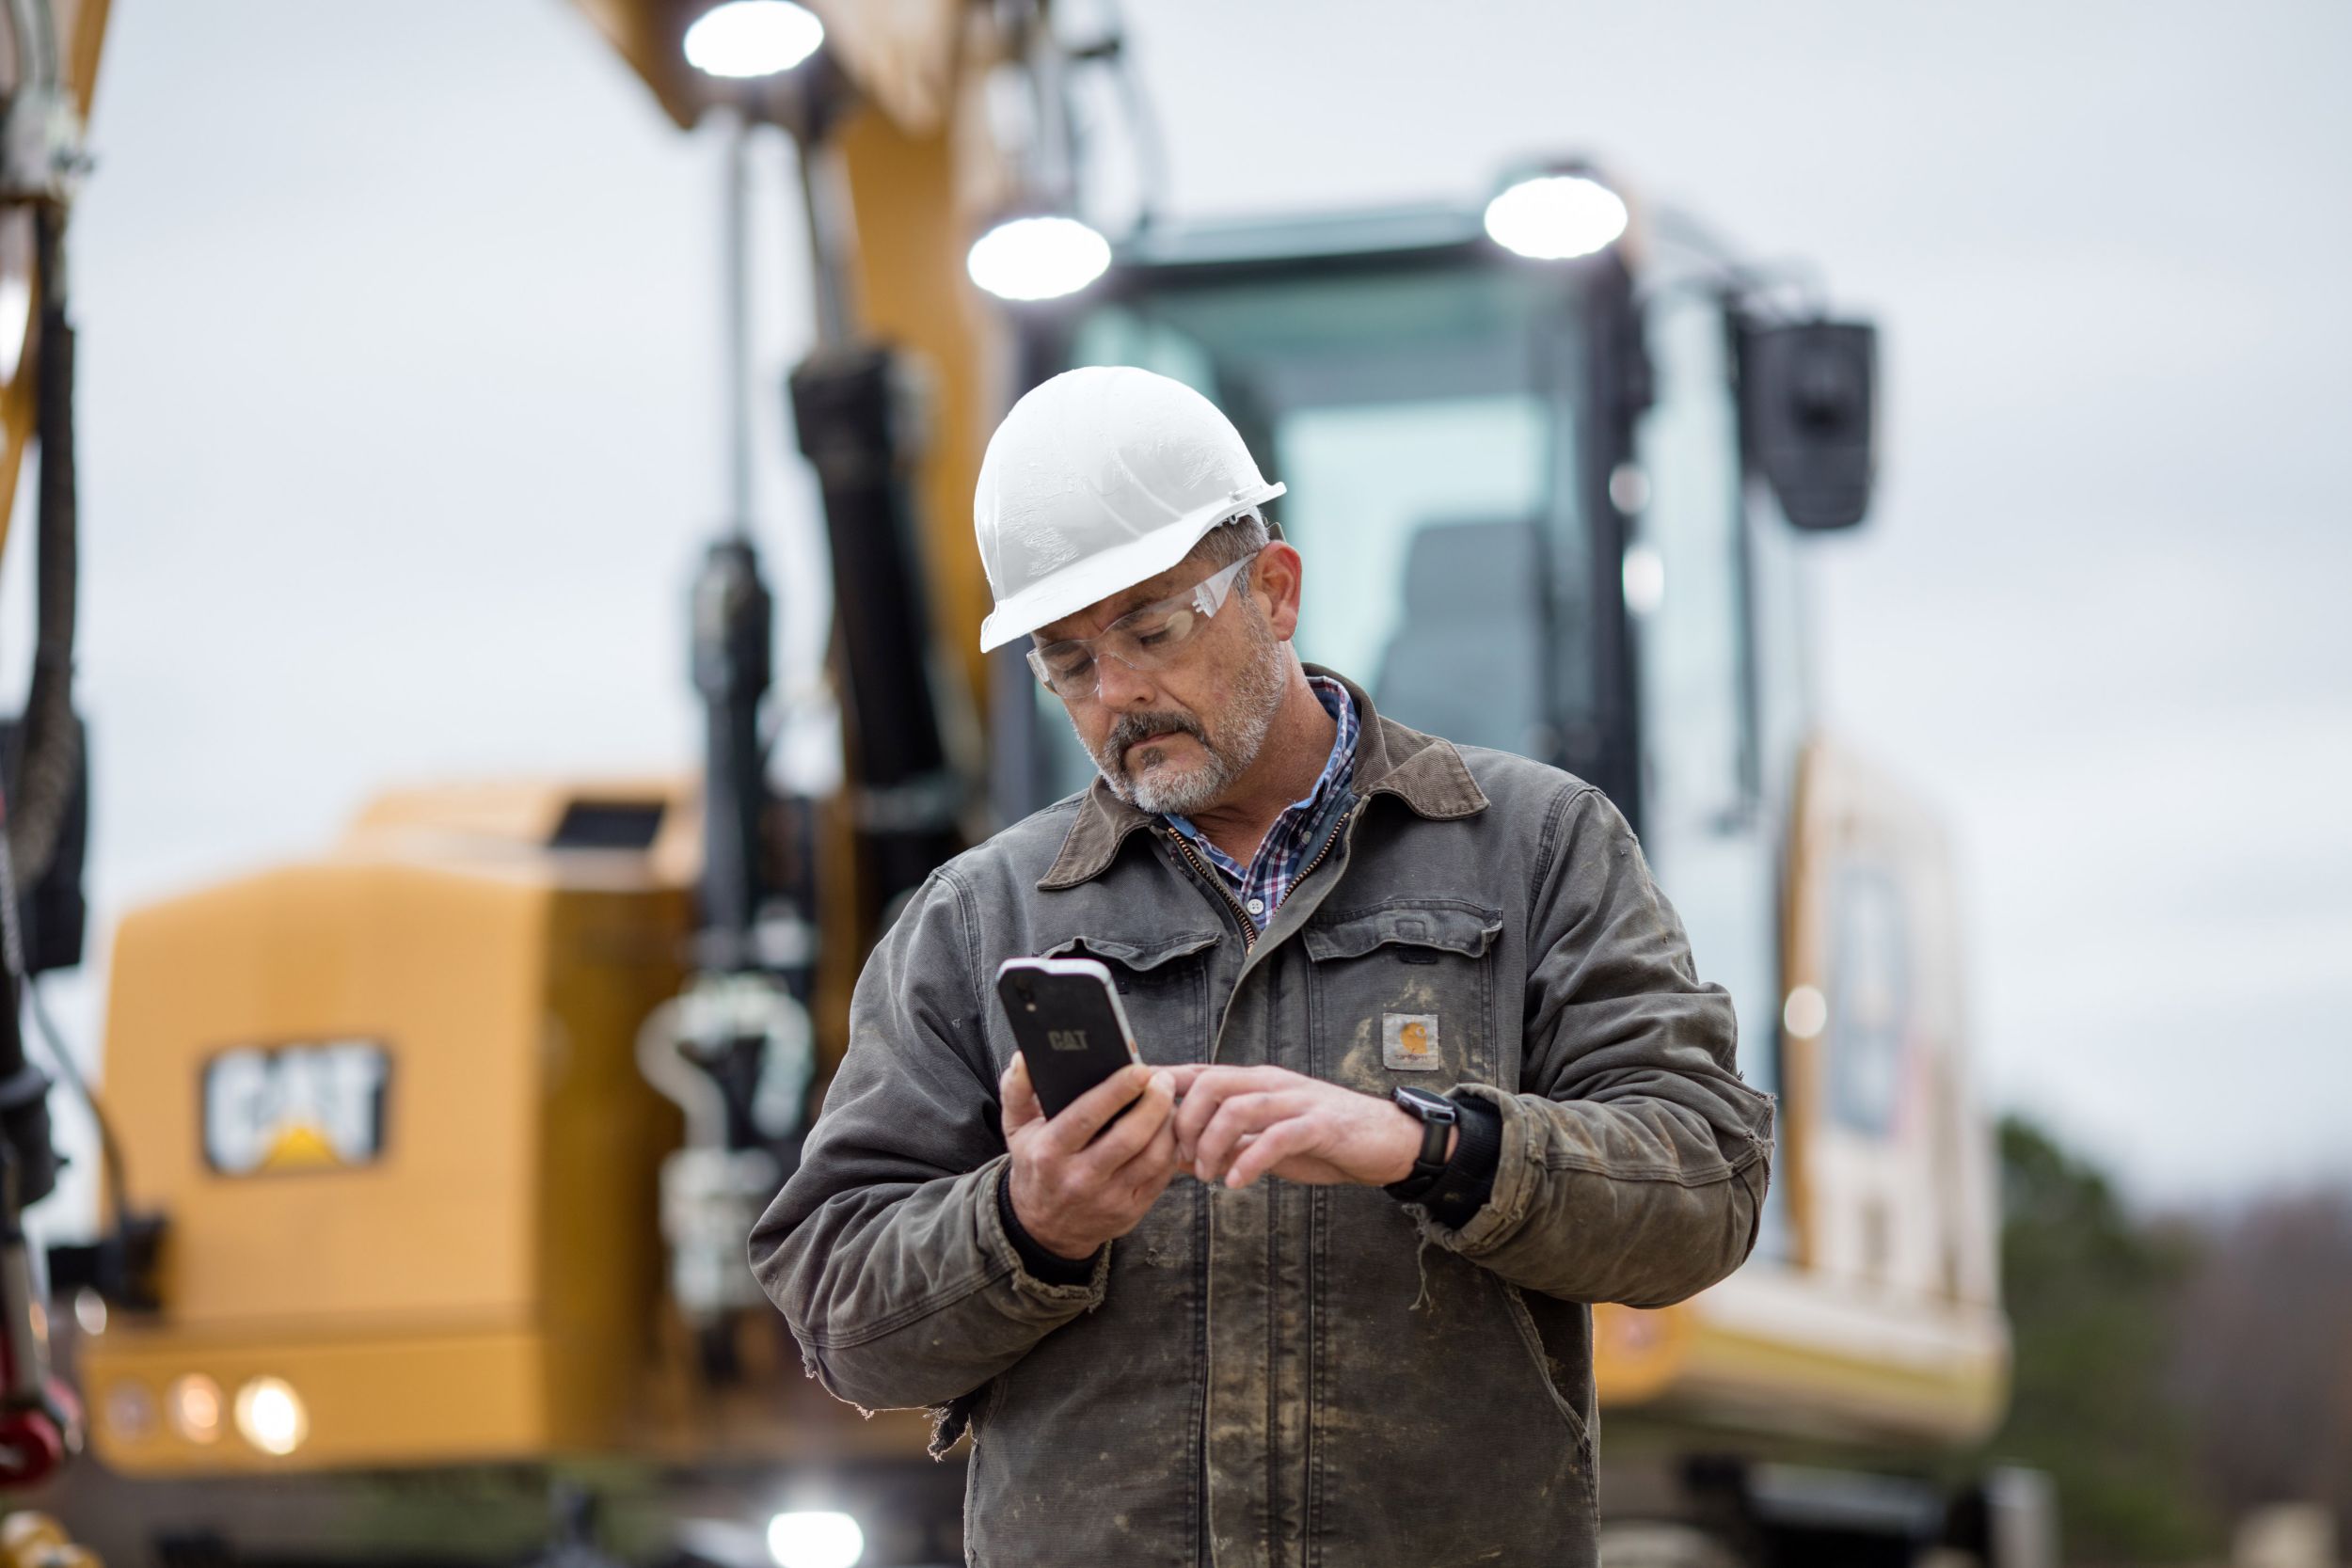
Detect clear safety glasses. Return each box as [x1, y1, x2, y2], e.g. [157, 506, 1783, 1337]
[1025, 552, 1261, 701]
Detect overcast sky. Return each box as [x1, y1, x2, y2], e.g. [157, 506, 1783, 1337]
[18, 0, 2347, 1229]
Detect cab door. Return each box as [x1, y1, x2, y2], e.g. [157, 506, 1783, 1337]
[1628, 289, 1801, 1259]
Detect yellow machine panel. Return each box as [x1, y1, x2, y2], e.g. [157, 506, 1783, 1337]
[1592, 737, 2010, 1448]
[82, 785, 694, 1473]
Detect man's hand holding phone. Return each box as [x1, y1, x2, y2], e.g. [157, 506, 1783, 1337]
[1001, 1054, 1182, 1261]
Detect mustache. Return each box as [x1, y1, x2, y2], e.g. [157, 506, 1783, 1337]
[1108, 710, 1208, 765]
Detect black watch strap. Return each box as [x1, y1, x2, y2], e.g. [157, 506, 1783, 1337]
[1384, 1092, 1503, 1229]
[1382, 1087, 1459, 1199]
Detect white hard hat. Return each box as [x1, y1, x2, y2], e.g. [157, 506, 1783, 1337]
[974, 366, 1285, 651]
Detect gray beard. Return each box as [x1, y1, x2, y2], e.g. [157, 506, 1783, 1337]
[1085, 615, 1289, 818]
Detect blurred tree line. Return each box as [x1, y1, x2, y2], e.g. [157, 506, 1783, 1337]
[1984, 1117, 2352, 1562]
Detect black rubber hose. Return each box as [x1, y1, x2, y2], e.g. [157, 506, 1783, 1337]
[9, 206, 80, 887]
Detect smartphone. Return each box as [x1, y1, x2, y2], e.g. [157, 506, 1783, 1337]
[996, 956, 1144, 1121]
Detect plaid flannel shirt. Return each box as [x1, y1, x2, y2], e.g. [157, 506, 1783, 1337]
[1166, 675, 1359, 930]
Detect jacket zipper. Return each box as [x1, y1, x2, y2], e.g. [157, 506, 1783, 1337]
[1284, 800, 1353, 1560]
[1167, 828, 1260, 949]
[1166, 800, 1363, 954]
[1292, 802, 1358, 893]
[1175, 800, 1356, 1561]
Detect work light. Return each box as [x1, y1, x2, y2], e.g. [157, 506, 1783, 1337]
[766, 1510, 864, 1568]
[966, 214, 1114, 303]
[232, 1375, 309, 1457]
[1484, 168, 1629, 261]
[684, 1, 824, 79]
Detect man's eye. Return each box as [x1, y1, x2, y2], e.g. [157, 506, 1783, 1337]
[1127, 615, 1182, 649]
[1050, 651, 1095, 680]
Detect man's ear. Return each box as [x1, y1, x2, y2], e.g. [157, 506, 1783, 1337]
[1253, 542, 1305, 641]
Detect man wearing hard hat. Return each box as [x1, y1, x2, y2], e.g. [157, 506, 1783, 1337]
[754, 367, 1773, 1567]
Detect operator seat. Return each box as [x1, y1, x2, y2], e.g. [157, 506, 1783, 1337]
[1371, 518, 1550, 760]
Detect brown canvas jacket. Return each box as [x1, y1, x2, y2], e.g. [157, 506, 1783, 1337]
[750, 667, 1775, 1568]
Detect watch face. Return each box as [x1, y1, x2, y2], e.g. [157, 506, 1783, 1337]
[1393, 1085, 1454, 1119]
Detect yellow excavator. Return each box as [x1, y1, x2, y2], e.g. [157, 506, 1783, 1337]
[0, 4, 2048, 1565]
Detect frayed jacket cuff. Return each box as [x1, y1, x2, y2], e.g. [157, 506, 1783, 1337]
[1411, 1082, 1540, 1256]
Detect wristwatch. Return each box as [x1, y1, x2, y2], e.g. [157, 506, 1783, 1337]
[1382, 1085, 1459, 1199]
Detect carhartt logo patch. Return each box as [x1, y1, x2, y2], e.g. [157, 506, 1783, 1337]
[1383, 1013, 1440, 1070]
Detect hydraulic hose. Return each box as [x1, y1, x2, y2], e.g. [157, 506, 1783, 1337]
[7, 208, 76, 891]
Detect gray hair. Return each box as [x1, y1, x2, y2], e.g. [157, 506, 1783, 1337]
[1184, 509, 1272, 573]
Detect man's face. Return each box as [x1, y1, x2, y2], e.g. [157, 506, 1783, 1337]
[1034, 543, 1304, 816]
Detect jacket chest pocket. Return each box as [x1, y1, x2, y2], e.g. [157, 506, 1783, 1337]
[1302, 900, 1502, 1093]
[1037, 928, 1221, 1069]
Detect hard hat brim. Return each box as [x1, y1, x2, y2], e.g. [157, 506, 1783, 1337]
[977, 482, 1285, 652]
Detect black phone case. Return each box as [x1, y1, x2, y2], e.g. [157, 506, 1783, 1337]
[997, 966, 1137, 1121]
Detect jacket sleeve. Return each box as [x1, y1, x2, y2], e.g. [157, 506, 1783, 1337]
[748, 866, 1107, 1415]
[1419, 784, 1775, 1307]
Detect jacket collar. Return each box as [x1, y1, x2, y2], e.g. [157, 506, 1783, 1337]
[1036, 664, 1487, 892]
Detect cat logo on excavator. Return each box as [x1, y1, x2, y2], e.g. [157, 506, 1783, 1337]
[200, 1041, 390, 1177]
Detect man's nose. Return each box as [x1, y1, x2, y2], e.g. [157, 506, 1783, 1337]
[1092, 651, 1159, 709]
